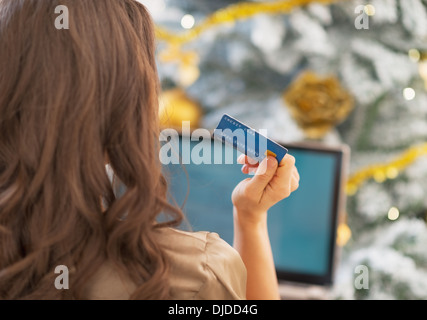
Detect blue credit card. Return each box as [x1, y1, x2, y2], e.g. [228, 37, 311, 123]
[213, 114, 288, 163]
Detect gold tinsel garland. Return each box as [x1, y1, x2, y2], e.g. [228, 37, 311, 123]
[346, 143, 427, 195]
[156, 0, 343, 46]
[339, 143, 427, 246]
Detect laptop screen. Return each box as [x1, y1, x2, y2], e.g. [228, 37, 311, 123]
[163, 134, 347, 285]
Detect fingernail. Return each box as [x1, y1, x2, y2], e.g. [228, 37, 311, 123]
[267, 156, 278, 167]
[241, 164, 247, 174]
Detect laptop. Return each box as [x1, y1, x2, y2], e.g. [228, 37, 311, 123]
[162, 133, 349, 299]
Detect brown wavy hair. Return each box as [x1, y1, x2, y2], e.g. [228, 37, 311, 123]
[0, 0, 183, 299]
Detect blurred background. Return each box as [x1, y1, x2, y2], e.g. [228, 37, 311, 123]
[139, 0, 427, 299]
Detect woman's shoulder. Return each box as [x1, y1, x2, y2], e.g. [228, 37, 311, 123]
[154, 227, 241, 268]
[155, 227, 215, 245]
[155, 227, 227, 251]
[154, 227, 247, 300]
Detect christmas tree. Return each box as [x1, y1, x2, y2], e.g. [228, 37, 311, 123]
[141, 0, 427, 299]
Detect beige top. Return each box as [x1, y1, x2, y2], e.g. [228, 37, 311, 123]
[83, 228, 247, 300]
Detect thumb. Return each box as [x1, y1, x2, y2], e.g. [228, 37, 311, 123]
[245, 156, 278, 197]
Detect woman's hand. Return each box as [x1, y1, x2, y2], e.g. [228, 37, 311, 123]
[232, 154, 300, 226]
